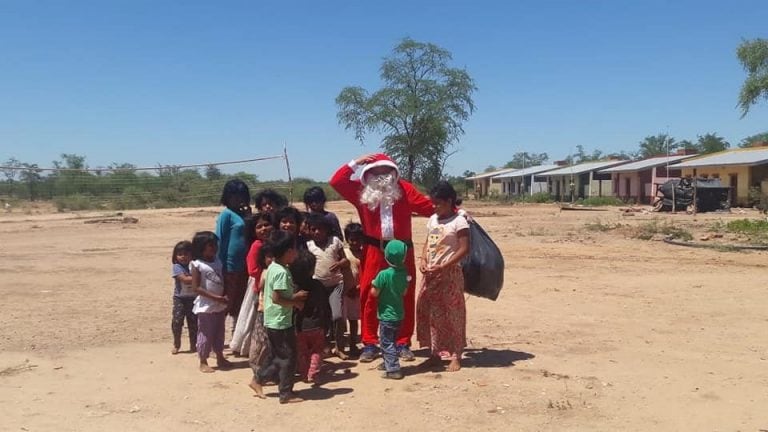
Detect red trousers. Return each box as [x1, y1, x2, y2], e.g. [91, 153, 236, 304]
[359, 244, 416, 347]
[296, 328, 325, 381]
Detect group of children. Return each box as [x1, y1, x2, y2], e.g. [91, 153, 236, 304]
[170, 186, 374, 403]
[170, 180, 470, 403]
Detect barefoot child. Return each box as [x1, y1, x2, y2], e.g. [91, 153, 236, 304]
[291, 251, 330, 383]
[371, 240, 409, 380]
[171, 240, 197, 354]
[250, 231, 308, 403]
[190, 231, 232, 373]
[417, 181, 470, 373]
[248, 245, 276, 393]
[341, 223, 364, 356]
[306, 213, 349, 359]
[231, 213, 273, 356]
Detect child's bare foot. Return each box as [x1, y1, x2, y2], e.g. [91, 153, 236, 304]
[248, 379, 266, 399]
[199, 362, 215, 373]
[334, 348, 349, 360]
[171, 347, 180, 355]
[417, 355, 442, 370]
[446, 358, 461, 372]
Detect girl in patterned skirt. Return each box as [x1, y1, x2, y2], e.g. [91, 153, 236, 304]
[416, 181, 470, 372]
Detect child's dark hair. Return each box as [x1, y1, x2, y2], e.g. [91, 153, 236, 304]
[289, 249, 316, 284]
[344, 222, 363, 241]
[306, 213, 332, 231]
[303, 186, 327, 206]
[246, 212, 273, 243]
[274, 206, 303, 230]
[257, 242, 273, 270]
[429, 181, 461, 207]
[191, 231, 218, 260]
[253, 188, 288, 211]
[219, 179, 251, 208]
[171, 240, 193, 264]
[267, 230, 295, 260]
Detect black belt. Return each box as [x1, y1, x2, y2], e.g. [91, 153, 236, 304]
[361, 234, 414, 249]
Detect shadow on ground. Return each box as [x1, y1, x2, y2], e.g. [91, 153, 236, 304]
[462, 348, 535, 368]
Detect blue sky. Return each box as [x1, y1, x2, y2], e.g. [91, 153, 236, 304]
[1, 0, 767, 180]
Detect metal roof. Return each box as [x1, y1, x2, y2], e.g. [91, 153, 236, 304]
[492, 164, 560, 179]
[541, 160, 628, 177]
[600, 154, 697, 173]
[465, 167, 518, 180]
[673, 148, 768, 168]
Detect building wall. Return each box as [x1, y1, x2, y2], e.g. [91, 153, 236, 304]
[588, 179, 615, 197]
[612, 170, 659, 203]
[489, 179, 504, 196]
[680, 165, 751, 205]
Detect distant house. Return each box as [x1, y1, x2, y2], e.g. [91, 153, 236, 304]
[673, 146, 768, 206]
[541, 160, 628, 201]
[599, 152, 698, 204]
[492, 164, 560, 197]
[465, 168, 518, 198]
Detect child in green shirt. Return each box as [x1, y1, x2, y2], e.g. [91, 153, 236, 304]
[371, 240, 409, 380]
[251, 230, 308, 403]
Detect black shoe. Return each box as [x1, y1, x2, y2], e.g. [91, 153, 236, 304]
[398, 346, 415, 362]
[382, 370, 404, 380]
[359, 346, 378, 363]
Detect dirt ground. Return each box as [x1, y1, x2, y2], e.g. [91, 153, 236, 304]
[1, 201, 767, 431]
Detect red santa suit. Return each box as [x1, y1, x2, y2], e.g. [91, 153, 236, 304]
[330, 155, 433, 347]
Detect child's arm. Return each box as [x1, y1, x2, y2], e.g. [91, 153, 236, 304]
[270, 272, 308, 308]
[419, 238, 430, 274]
[370, 280, 380, 298]
[192, 265, 228, 303]
[174, 269, 193, 285]
[271, 289, 308, 308]
[329, 238, 349, 271]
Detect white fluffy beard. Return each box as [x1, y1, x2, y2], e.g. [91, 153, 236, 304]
[360, 174, 402, 211]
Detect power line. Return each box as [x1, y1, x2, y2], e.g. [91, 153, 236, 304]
[0, 154, 285, 173]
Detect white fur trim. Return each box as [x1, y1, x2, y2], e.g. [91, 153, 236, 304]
[360, 160, 399, 184]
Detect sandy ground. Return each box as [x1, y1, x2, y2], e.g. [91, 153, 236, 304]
[1, 201, 767, 431]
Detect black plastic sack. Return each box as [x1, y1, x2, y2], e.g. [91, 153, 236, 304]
[461, 219, 504, 301]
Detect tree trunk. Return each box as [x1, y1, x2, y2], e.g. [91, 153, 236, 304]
[406, 154, 415, 182]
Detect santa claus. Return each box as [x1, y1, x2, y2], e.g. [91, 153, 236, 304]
[330, 153, 434, 362]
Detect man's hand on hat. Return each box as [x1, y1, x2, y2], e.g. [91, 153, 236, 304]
[355, 154, 378, 165]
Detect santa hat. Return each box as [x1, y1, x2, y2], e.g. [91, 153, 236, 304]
[359, 153, 399, 184]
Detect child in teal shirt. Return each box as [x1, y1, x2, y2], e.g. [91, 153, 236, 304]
[371, 240, 409, 380]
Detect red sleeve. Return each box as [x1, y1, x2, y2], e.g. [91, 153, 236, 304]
[402, 181, 434, 218]
[330, 163, 362, 205]
[246, 241, 261, 277]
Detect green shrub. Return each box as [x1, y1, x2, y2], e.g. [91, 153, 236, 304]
[634, 218, 692, 241]
[726, 218, 768, 234]
[577, 196, 625, 206]
[516, 192, 553, 203]
[54, 194, 98, 211]
[584, 220, 624, 232]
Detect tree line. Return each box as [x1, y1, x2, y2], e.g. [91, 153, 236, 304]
[0, 153, 338, 210]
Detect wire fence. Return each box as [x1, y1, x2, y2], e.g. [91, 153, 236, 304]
[0, 150, 337, 212]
